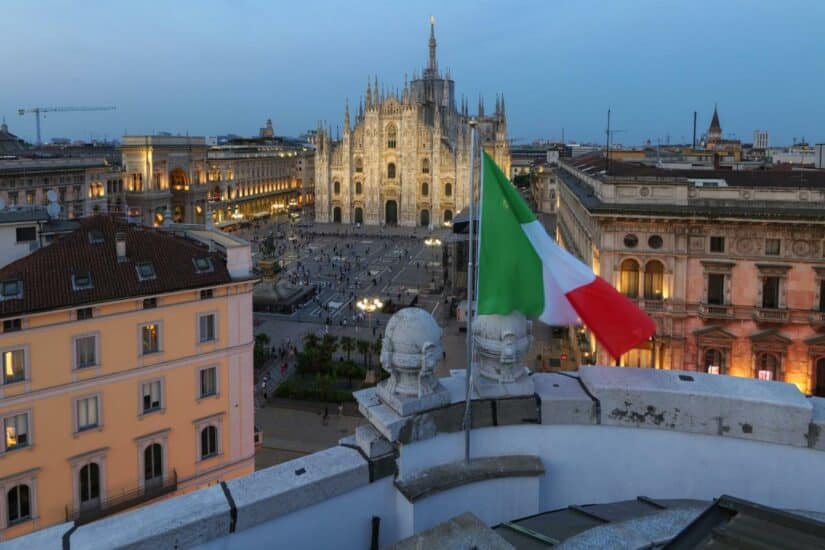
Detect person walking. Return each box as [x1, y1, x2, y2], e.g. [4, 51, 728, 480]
[322, 406, 329, 426]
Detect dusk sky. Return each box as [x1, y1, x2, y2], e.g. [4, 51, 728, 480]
[2, 0, 823, 146]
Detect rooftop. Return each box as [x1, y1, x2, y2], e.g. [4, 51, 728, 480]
[0, 216, 247, 318]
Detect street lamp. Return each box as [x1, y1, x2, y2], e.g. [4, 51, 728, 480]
[357, 297, 383, 335]
[423, 238, 443, 285]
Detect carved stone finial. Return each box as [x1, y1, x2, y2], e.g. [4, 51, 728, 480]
[472, 312, 534, 397]
[376, 307, 450, 415]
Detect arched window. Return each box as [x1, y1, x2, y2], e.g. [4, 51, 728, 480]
[420, 209, 430, 227]
[333, 181, 340, 195]
[7, 485, 30, 524]
[421, 182, 429, 196]
[355, 157, 363, 173]
[422, 158, 430, 174]
[644, 260, 664, 300]
[756, 352, 780, 381]
[355, 181, 362, 195]
[703, 348, 725, 374]
[387, 163, 396, 179]
[619, 259, 639, 298]
[201, 426, 218, 459]
[386, 124, 397, 149]
[443, 209, 453, 223]
[79, 463, 100, 508]
[444, 182, 452, 197]
[144, 443, 163, 486]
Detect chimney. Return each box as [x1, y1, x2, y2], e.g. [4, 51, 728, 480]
[116, 232, 127, 262]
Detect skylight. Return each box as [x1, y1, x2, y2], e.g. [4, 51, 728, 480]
[72, 272, 93, 290]
[193, 256, 214, 273]
[0, 280, 22, 299]
[136, 262, 157, 281]
[88, 229, 105, 244]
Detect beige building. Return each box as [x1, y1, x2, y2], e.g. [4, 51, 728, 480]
[119, 132, 310, 227]
[0, 216, 255, 540]
[314, 19, 510, 227]
[555, 154, 825, 396]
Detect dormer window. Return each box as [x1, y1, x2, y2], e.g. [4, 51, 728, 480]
[88, 229, 104, 245]
[1, 280, 22, 299]
[72, 272, 93, 290]
[136, 262, 156, 281]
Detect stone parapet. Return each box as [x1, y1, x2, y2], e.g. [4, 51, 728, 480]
[580, 366, 813, 448]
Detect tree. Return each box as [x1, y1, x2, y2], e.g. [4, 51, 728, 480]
[254, 333, 271, 370]
[357, 339, 371, 370]
[303, 332, 320, 352]
[321, 334, 338, 358]
[340, 336, 355, 361]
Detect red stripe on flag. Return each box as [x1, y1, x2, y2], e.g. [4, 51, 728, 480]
[564, 276, 656, 359]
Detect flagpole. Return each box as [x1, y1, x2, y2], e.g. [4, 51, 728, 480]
[463, 119, 478, 464]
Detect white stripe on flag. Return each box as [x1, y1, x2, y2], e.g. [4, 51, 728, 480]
[522, 220, 596, 294]
[539, 262, 581, 325]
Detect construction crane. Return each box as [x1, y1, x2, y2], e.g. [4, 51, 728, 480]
[17, 105, 116, 145]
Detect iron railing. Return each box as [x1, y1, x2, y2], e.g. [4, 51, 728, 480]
[66, 470, 177, 525]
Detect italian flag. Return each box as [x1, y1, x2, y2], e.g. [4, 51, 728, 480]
[477, 152, 655, 359]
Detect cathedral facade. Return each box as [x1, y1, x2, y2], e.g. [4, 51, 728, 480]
[314, 20, 510, 227]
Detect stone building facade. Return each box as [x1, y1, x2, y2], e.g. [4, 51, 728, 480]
[556, 154, 825, 396]
[314, 20, 510, 227]
[119, 133, 309, 226]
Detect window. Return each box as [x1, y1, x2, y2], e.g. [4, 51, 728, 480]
[820, 279, 825, 312]
[75, 335, 97, 368]
[2, 349, 25, 384]
[707, 273, 725, 305]
[386, 124, 397, 149]
[619, 259, 639, 298]
[72, 272, 93, 290]
[201, 426, 218, 459]
[76, 307, 93, 320]
[643, 260, 664, 300]
[354, 157, 363, 173]
[193, 257, 214, 273]
[1, 279, 22, 299]
[15, 227, 36, 243]
[765, 238, 781, 256]
[79, 463, 100, 508]
[200, 289, 213, 300]
[333, 181, 341, 195]
[88, 229, 104, 245]
[704, 348, 725, 374]
[200, 367, 217, 398]
[4, 413, 29, 450]
[141, 323, 160, 354]
[710, 236, 725, 253]
[3, 319, 21, 333]
[422, 158, 429, 174]
[756, 352, 779, 381]
[199, 314, 216, 343]
[143, 298, 157, 309]
[136, 262, 156, 281]
[77, 396, 99, 431]
[445, 182, 452, 197]
[623, 234, 638, 248]
[7, 485, 30, 524]
[421, 182, 429, 196]
[443, 209, 453, 223]
[648, 235, 663, 249]
[387, 163, 396, 179]
[762, 276, 780, 308]
[355, 181, 362, 195]
[144, 443, 163, 486]
[141, 380, 162, 413]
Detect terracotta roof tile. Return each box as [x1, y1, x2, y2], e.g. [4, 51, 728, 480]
[0, 216, 234, 318]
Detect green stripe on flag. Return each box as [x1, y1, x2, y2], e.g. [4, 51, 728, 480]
[477, 152, 544, 317]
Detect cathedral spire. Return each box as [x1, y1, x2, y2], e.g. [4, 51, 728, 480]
[427, 15, 438, 75]
[366, 79, 372, 110]
[344, 98, 350, 131]
[374, 76, 379, 106]
[478, 95, 484, 117]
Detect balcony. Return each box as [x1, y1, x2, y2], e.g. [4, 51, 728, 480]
[753, 307, 789, 323]
[66, 470, 177, 526]
[642, 299, 664, 312]
[809, 311, 825, 326]
[698, 303, 734, 319]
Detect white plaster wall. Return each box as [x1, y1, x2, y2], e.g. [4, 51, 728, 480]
[0, 227, 35, 269]
[198, 477, 399, 550]
[399, 424, 825, 514]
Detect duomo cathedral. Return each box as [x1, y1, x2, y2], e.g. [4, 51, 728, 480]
[314, 18, 510, 227]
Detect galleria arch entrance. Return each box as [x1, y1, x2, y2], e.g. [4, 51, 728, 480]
[385, 200, 398, 226]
